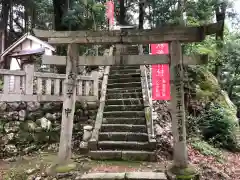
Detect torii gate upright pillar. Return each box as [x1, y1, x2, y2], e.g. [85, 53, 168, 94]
[167, 41, 198, 179]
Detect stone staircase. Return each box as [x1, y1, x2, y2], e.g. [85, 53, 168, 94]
[89, 46, 156, 161]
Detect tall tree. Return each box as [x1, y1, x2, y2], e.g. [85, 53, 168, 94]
[119, 0, 126, 24]
[138, 1, 144, 29]
[1, 0, 11, 49]
[53, 0, 68, 31]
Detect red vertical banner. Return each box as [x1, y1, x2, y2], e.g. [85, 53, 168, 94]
[106, 1, 114, 26]
[150, 43, 171, 100]
[150, 44, 169, 55]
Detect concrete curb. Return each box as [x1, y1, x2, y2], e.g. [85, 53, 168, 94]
[80, 172, 167, 180]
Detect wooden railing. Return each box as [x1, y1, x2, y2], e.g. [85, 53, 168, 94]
[0, 66, 98, 102]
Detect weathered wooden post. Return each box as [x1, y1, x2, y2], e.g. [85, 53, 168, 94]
[169, 41, 188, 168]
[58, 43, 78, 164]
[24, 64, 34, 95]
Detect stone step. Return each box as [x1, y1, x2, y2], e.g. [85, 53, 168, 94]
[109, 73, 140, 79]
[104, 105, 144, 111]
[102, 117, 146, 125]
[106, 92, 142, 99]
[107, 82, 141, 89]
[80, 172, 167, 180]
[101, 124, 147, 133]
[89, 150, 156, 161]
[108, 77, 141, 84]
[98, 141, 150, 150]
[104, 111, 145, 118]
[110, 69, 141, 74]
[105, 98, 143, 105]
[99, 132, 148, 141]
[107, 87, 142, 94]
[111, 65, 140, 70]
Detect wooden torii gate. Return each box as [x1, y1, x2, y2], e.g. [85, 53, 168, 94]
[33, 21, 223, 175]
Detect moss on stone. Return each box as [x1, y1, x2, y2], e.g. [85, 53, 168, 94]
[48, 131, 60, 142]
[94, 160, 142, 167]
[34, 132, 50, 143]
[15, 131, 35, 144]
[168, 164, 198, 180]
[0, 120, 4, 133]
[145, 107, 151, 122]
[54, 162, 77, 173]
[20, 120, 37, 132]
[188, 66, 237, 122]
[3, 168, 28, 180]
[75, 102, 83, 111]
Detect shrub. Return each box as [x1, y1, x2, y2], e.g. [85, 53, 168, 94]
[197, 103, 238, 150]
[3, 169, 28, 180]
[0, 79, 3, 91]
[186, 115, 201, 138]
[190, 138, 223, 159]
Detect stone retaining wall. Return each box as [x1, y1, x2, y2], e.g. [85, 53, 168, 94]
[0, 101, 98, 158]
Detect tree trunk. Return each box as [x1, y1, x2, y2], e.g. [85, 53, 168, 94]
[53, 0, 67, 31]
[52, 0, 68, 73]
[1, 0, 10, 68]
[214, 2, 226, 81]
[151, 0, 156, 28]
[24, 0, 29, 33]
[2, 0, 10, 46]
[139, 2, 144, 29]
[215, 64, 221, 82]
[120, 0, 125, 25]
[228, 66, 239, 99]
[31, 6, 36, 29]
[228, 83, 234, 100]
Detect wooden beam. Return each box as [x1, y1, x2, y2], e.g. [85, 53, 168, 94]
[34, 72, 95, 81]
[0, 94, 97, 102]
[41, 54, 207, 66]
[46, 30, 202, 44]
[205, 20, 224, 35]
[0, 69, 25, 76]
[33, 28, 122, 38]
[33, 22, 223, 44]
[33, 21, 223, 38]
[42, 55, 169, 65]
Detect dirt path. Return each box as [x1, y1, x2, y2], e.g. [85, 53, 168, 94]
[2, 148, 240, 179]
[0, 160, 10, 180]
[0, 152, 168, 179]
